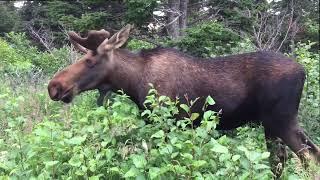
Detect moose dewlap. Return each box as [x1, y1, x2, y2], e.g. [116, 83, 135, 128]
[48, 24, 320, 177]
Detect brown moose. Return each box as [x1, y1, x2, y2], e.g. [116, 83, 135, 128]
[48, 25, 320, 176]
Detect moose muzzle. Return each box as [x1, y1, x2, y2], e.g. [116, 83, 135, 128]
[48, 80, 75, 103]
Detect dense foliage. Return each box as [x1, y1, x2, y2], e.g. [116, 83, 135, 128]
[0, 0, 319, 179]
[174, 21, 241, 57]
[0, 81, 319, 179]
[294, 42, 320, 140]
[0, 31, 319, 179]
[3, 32, 71, 74]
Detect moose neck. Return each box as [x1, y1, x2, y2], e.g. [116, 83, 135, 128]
[108, 49, 145, 105]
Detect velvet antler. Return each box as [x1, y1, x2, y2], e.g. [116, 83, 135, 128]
[68, 29, 111, 53]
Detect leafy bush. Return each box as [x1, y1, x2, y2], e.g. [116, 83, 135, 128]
[34, 47, 71, 74]
[127, 39, 155, 51]
[294, 42, 320, 142]
[2, 80, 319, 179]
[60, 12, 111, 33]
[4, 81, 306, 179]
[231, 38, 256, 54]
[125, 0, 158, 27]
[4, 32, 72, 74]
[174, 21, 242, 58]
[0, 36, 32, 73]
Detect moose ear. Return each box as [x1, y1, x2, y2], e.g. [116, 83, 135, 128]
[103, 24, 132, 51]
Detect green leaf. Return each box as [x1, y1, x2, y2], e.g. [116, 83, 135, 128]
[141, 110, 151, 117]
[261, 152, 270, 159]
[111, 101, 122, 108]
[196, 128, 207, 138]
[237, 146, 248, 153]
[288, 174, 300, 180]
[211, 143, 229, 154]
[192, 160, 207, 168]
[88, 159, 97, 172]
[69, 156, 82, 167]
[203, 110, 213, 121]
[149, 167, 161, 179]
[254, 164, 270, 170]
[159, 95, 167, 102]
[44, 161, 59, 168]
[76, 166, 87, 176]
[124, 167, 140, 178]
[246, 151, 260, 162]
[181, 153, 193, 160]
[131, 154, 147, 169]
[0, 162, 8, 170]
[239, 171, 250, 180]
[151, 130, 164, 138]
[180, 104, 190, 113]
[27, 150, 36, 159]
[136, 174, 146, 180]
[101, 141, 108, 147]
[171, 152, 179, 158]
[89, 176, 100, 180]
[159, 144, 173, 155]
[240, 159, 250, 170]
[205, 120, 216, 132]
[105, 148, 115, 162]
[190, 113, 199, 121]
[206, 96, 215, 105]
[110, 167, 120, 173]
[232, 155, 241, 161]
[66, 135, 86, 145]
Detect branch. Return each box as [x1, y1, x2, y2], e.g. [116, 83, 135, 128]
[27, 24, 54, 51]
[276, 0, 294, 52]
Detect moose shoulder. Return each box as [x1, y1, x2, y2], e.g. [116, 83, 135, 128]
[48, 25, 320, 176]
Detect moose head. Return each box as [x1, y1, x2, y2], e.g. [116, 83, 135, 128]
[48, 25, 132, 104]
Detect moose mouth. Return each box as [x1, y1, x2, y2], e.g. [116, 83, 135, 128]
[61, 88, 75, 103]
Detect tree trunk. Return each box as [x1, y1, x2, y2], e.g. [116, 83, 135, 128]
[167, 0, 180, 39]
[179, 0, 188, 36]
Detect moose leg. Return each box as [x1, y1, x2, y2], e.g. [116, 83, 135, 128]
[299, 130, 320, 162]
[264, 129, 287, 178]
[97, 90, 106, 106]
[97, 85, 111, 106]
[278, 124, 320, 167]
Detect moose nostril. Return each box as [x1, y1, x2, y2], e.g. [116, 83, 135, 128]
[48, 82, 62, 100]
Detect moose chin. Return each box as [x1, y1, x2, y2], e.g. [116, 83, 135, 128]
[48, 24, 320, 177]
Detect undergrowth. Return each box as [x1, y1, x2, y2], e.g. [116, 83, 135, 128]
[0, 78, 319, 179]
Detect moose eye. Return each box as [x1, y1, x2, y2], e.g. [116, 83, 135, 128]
[85, 59, 95, 68]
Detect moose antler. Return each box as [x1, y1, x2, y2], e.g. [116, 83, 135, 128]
[68, 29, 111, 53]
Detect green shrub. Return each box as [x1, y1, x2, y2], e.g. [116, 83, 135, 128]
[231, 38, 256, 54]
[124, 0, 158, 27]
[4, 32, 71, 74]
[60, 12, 110, 33]
[174, 21, 242, 58]
[127, 39, 155, 51]
[294, 42, 320, 142]
[0, 36, 32, 73]
[34, 47, 71, 74]
[0, 83, 275, 179]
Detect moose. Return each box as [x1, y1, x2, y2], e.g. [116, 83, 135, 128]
[48, 24, 320, 176]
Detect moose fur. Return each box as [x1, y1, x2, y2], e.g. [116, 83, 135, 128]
[48, 25, 320, 176]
